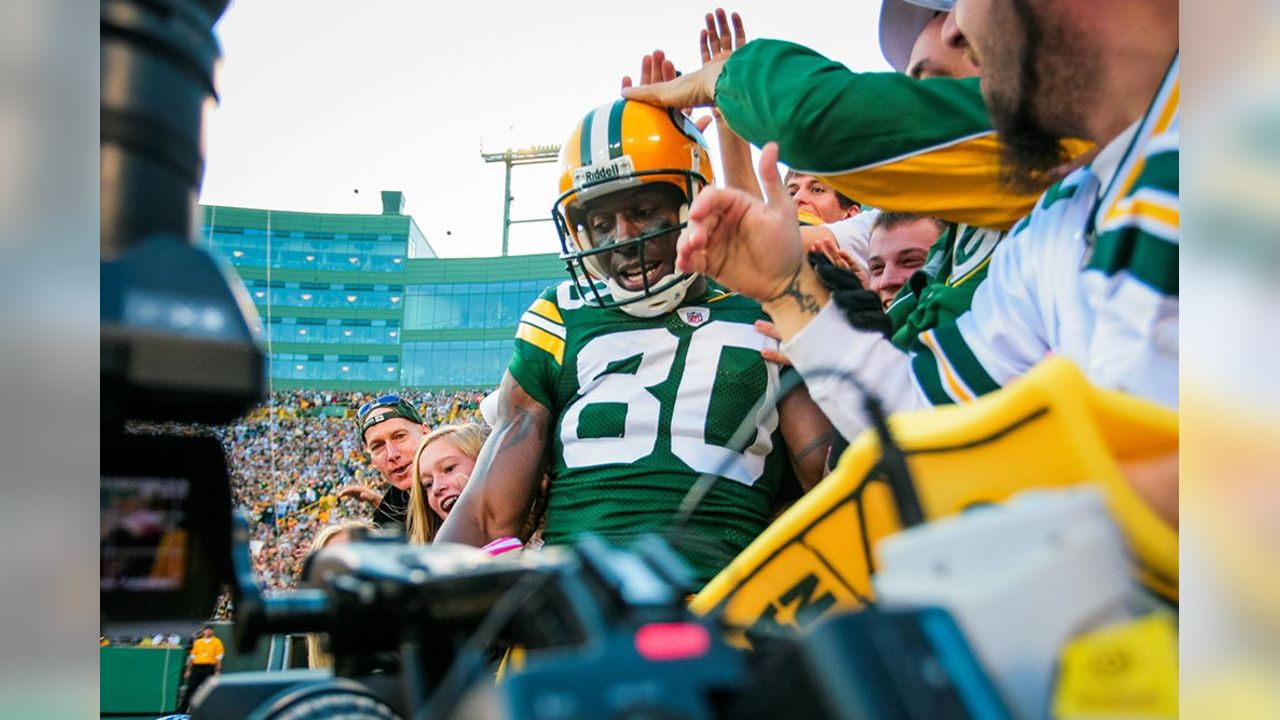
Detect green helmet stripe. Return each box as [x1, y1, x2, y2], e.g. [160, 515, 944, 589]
[579, 107, 597, 166]
[607, 98, 627, 159]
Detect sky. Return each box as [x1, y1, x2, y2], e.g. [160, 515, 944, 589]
[199, 1, 891, 258]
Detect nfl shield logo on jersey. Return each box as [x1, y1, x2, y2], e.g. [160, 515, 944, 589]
[677, 307, 709, 327]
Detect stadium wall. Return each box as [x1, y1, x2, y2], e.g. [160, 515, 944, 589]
[199, 200, 566, 391]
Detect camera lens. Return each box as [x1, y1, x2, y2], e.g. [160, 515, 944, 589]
[101, 0, 226, 258]
[252, 679, 401, 720]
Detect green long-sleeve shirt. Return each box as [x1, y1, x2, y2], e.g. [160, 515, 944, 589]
[715, 39, 1086, 231]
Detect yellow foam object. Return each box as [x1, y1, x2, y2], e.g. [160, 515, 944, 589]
[796, 208, 825, 227]
[1052, 613, 1178, 719]
[690, 358, 1177, 645]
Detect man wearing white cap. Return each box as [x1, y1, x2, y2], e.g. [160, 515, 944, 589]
[879, 0, 976, 80]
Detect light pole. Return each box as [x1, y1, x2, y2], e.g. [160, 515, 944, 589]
[481, 144, 559, 256]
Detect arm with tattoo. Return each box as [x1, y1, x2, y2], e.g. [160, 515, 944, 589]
[760, 261, 831, 342]
[776, 382, 836, 491]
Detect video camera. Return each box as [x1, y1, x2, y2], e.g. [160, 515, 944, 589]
[196, 526, 751, 719]
[190, 520, 1006, 720]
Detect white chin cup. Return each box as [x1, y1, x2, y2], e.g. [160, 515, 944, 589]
[611, 272, 699, 318]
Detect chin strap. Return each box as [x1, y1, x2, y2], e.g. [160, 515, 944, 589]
[614, 272, 699, 318]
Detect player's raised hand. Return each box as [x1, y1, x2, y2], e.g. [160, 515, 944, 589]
[697, 9, 742, 126]
[678, 143, 805, 301]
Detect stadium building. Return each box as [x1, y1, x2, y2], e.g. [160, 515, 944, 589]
[200, 191, 565, 391]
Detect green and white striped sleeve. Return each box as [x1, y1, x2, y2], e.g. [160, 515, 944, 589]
[714, 39, 1067, 230]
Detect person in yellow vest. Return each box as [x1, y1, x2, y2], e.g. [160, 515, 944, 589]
[179, 625, 223, 712]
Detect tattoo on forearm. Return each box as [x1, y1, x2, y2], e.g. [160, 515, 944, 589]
[500, 405, 536, 446]
[768, 265, 821, 316]
[475, 405, 537, 480]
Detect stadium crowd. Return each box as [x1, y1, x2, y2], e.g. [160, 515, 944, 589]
[128, 388, 492, 592]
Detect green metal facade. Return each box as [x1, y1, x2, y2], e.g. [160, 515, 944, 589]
[199, 202, 566, 391]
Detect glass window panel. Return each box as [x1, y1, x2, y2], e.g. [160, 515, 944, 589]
[485, 290, 503, 322]
[453, 292, 468, 328]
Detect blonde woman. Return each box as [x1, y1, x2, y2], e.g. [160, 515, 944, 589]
[406, 424, 532, 555]
[303, 519, 373, 669]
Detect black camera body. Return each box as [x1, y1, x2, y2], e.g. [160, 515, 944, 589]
[195, 529, 750, 720]
[197, 525, 1009, 720]
[100, 0, 266, 640]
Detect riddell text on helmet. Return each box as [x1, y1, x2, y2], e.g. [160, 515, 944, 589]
[574, 156, 635, 188]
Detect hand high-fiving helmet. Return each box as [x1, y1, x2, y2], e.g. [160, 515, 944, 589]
[552, 100, 714, 317]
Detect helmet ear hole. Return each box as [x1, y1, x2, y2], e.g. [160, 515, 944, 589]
[566, 204, 586, 230]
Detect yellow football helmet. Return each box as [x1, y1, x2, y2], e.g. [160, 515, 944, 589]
[552, 100, 714, 317]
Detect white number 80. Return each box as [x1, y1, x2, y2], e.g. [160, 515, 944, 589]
[560, 322, 780, 486]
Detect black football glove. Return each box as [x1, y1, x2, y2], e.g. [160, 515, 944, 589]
[807, 252, 892, 338]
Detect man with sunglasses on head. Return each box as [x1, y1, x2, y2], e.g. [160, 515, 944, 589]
[337, 394, 430, 530]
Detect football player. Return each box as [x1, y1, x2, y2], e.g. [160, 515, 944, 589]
[436, 100, 834, 586]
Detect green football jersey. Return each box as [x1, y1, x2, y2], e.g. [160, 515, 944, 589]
[508, 281, 798, 586]
[886, 223, 1007, 351]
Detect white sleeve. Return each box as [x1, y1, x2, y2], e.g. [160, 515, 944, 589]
[824, 209, 878, 272]
[942, 222, 1053, 391]
[782, 300, 928, 439]
[786, 212, 1051, 423]
[1081, 131, 1180, 409]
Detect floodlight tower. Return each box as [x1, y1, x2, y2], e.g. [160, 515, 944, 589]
[481, 144, 560, 256]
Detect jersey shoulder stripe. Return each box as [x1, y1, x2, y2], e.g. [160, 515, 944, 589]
[1096, 55, 1179, 228]
[909, 341, 952, 405]
[508, 283, 575, 411]
[1088, 163, 1180, 296]
[520, 310, 566, 339]
[529, 297, 564, 324]
[1107, 185, 1178, 239]
[514, 283, 572, 366]
[911, 323, 1002, 405]
[1087, 227, 1178, 296]
[516, 322, 564, 365]
[913, 329, 973, 404]
[1100, 144, 1179, 236]
[1088, 60, 1179, 296]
